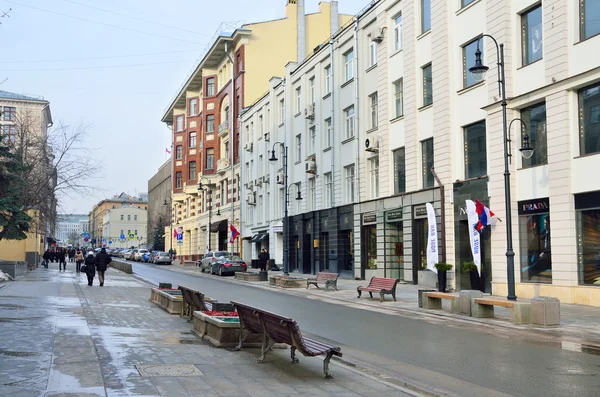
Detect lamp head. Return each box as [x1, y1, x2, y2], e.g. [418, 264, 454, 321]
[198, 181, 203, 190]
[469, 48, 488, 82]
[163, 200, 168, 206]
[269, 149, 278, 162]
[295, 189, 302, 201]
[519, 134, 535, 159]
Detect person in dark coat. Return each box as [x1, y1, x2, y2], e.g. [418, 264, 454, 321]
[258, 249, 268, 271]
[68, 248, 76, 263]
[42, 250, 50, 268]
[58, 248, 67, 271]
[49, 249, 56, 263]
[84, 251, 96, 286]
[94, 247, 112, 287]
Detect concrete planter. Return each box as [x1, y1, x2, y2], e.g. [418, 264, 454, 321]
[270, 276, 307, 288]
[235, 272, 261, 281]
[110, 260, 133, 274]
[0, 261, 26, 279]
[192, 311, 262, 348]
[150, 288, 183, 315]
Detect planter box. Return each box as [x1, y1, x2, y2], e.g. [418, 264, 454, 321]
[192, 311, 262, 348]
[0, 261, 26, 279]
[235, 272, 261, 281]
[272, 276, 307, 288]
[150, 288, 183, 315]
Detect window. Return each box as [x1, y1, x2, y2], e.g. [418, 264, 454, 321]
[295, 87, 301, 114]
[135, 230, 138, 235]
[225, 141, 230, 159]
[394, 14, 403, 51]
[206, 149, 214, 169]
[221, 181, 226, 206]
[369, 93, 378, 129]
[463, 38, 483, 88]
[189, 132, 196, 148]
[176, 145, 183, 160]
[422, 138, 434, 188]
[176, 115, 184, 132]
[521, 5, 543, 66]
[2, 107, 16, 121]
[519, 199, 551, 283]
[296, 134, 302, 160]
[344, 49, 354, 82]
[325, 118, 332, 148]
[461, 0, 475, 7]
[134, 215, 138, 221]
[120, 215, 124, 220]
[225, 106, 230, 123]
[206, 115, 215, 133]
[127, 215, 131, 221]
[393, 148, 406, 194]
[576, 192, 600, 285]
[422, 64, 433, 106]
[207, 78, 215, 96]
[324, 65, 331, 94]
[369, 41, 378, 67]
[521, 103, 547, 167]
[393, 79, 404, 118]
[309, 126, 316, 155]
[344, 106, 355, 139]
[309, 77, 315, 104]
[580, 0, 600, 41]
[369, 157, 379, 198]
[121, 230, 124, 235]
[1, 125, 16, 145]
[189, 98, 198, 116]
[189, 161, 197, 180]
[308, 178, 316, 211]
[324, 172, 332, 206]
[421, 0, 431, 33]
[464, 121, 487, 178]
[259, 115, 263, 135]
[279, 99, 285, 124]
[578, 82, 600, 156]
[345, 164, 355, 203]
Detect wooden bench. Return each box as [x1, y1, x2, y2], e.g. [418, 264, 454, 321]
[357, 277, 400, 302]
[306, 272, 339, 291]
[423, 292, 458, 311]
[178, 285, 198, 319]
[472, 297, 532, 324]
[231, 301, 343, 379]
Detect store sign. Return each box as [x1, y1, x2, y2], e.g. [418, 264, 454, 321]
[272, 226, 283, 233]
[518, 197, 550, 215]
[386, 209, 403, 221]
[414, 205, 428, 218]
[363, 212, 377, 224]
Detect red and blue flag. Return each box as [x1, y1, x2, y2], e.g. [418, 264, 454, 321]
[475, 200, 495, 232]
[229, 224, 240, 244]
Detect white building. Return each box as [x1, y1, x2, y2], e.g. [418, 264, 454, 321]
[240, 0, 600, 306]
[102, 206, 148, 249]
[55, 214, 89, 246]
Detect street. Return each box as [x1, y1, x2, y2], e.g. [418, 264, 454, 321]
[127, 260, 600, 397]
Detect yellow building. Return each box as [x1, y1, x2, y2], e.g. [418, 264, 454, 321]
[161, 1, 351, 261]
[88, 193, 148, 245]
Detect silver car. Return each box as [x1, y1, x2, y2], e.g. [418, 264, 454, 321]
[152, 251, 171, 265]
[209, 255, 247, 276]
[200, 251, 232, 273]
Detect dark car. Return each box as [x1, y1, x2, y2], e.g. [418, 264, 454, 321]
[209, 255, 247, 276]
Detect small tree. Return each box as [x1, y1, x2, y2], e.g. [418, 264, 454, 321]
[0, 139, 31, 240]
[152, 216, 165, 251]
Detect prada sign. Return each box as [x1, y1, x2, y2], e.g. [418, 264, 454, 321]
[518, 197, 550, 215]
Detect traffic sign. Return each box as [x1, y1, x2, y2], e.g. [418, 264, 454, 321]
[108, 240, 113, 245]
[83, 232, 90, 239]
[120, 234, 125, 240]
[128, 233, 135, 240]
[102, 238, 107, 243]
[176, 240, 184, 245]
[176, 233, 183, 241]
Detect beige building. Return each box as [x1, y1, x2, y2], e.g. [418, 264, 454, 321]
[102, 206, 148, 249]
[88, 193, 148, 245]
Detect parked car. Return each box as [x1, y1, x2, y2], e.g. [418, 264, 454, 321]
[124, 249, 136, 261]
[142, 252, 152, 262]
[152, 251, 171, 265]
[134, 249, 148, 262]
[209, 255, 247, 276]
[200, 251, 232, 273]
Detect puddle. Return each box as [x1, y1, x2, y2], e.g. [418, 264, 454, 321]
[0, 316, 44, 322]
[0, 303, 26, 309]
[0, 349, 40, 357]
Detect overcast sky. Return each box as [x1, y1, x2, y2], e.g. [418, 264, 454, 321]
[0, 0, 366, 214]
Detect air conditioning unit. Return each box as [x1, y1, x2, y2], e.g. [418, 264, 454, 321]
[304, 104, 315, 120]
[365, 138, 380, 153]
[247, 192, 256, 205]
[305, 159, 317, 174]
[276, 172, 285, 185]
[244, 142, 253, 152]
[264, 132, 270, 142]
[372, 35, 383, 43]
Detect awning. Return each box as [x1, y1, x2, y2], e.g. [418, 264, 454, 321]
[210, 220, 228, 233]
[250, 233, 269, 243]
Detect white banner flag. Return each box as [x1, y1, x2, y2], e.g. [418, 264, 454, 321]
[426, 203, 438, 274]
[465, 200, 481, 274]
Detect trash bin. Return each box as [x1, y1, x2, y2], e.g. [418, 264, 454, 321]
[258, 271, 268, 281]
[251, 259, 260, 269]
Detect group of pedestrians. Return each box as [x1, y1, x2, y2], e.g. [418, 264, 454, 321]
[42, 247, 112, 287]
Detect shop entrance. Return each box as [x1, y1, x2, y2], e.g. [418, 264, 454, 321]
[302, 234, 312, 274]
[361, 225, 377, 280]
[384, 221, 403, 280]
[412, 218, 427, 284]
[456, 220, 492, 293]
[338, 230, 353, 277]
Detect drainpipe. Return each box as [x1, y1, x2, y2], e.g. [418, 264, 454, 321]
[329, 40, 335, 207]
[430, 167, 446, 263]
[353, 18, 361, 206]
[225, 42, 236, 255]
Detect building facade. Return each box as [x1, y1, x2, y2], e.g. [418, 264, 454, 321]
[239, 0, 600, 306]
[147, 160, 172, 250]
[56, 214, 89, 246]
[88, 193, 148, 245]
[102, 206, 148, 249]
[161, 1, 351, 261]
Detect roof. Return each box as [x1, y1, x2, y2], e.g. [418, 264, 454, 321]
[0, 90, 47, 103]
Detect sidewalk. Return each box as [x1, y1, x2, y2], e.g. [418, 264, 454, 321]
[165, 262, 600, 351]
[0, 263, 417, 397]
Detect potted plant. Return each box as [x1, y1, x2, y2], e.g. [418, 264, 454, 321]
[434, 263, 453, 292]
[462, 261, 480, 291]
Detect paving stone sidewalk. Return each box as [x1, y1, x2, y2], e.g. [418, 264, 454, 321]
[0, 263, 416, 397]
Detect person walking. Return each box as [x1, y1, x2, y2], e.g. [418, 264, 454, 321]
[84, 251, 96, 286]
[75, 248, 84, 273]
[42, 249, 50, 268]
[94, 247, 112, 287]
[68, 248, 76, 263]
[258, 248, 268, 272]
[58, 248, 67, 271]
[49, 249, 56, 263]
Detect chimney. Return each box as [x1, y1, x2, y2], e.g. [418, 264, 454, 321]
[330, 1, 339, 35]
[297, 0, 306, 62]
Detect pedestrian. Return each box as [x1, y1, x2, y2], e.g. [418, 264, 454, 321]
[75, 248, 84, 273]
[42, 249, 50, 268]
[84, 251, 96, 286]
[94, 247, 112, 287]
[68, 248, 76, 263]
[50, 249, 56, 263]
[58, 248, 67, 271]
[258, 248, 268, 271]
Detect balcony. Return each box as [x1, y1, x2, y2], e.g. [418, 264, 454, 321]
[216, 158, 230, 175]
[218, 121, 230, 138]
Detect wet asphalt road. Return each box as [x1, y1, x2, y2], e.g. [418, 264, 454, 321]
[129, 261, 600, 397]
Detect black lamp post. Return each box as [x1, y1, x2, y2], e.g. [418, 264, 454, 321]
[470, 35, 534, 301]
[198, 178, 216, 252]
[163, 199, 172, 255]
[269, 142, 302, 276]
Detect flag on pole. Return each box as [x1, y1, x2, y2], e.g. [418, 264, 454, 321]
[165, 148, 171, 154]
[229, 224, 240, 244]
[475, 200, 496, 232]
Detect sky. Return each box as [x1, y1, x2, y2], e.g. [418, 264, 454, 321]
[0, 0, 367, 215]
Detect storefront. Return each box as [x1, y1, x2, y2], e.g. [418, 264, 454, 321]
[518, 197, 551, 284]
[383, 209, 404, 280]
[575, 191, 600, 286]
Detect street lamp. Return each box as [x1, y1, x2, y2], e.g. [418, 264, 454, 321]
[198, 178, 216, 252]
[163, 199, 172, 255]
[137, 236, 143, 248]
[269, 143, 303, 276]
[469, 35, 535, 301]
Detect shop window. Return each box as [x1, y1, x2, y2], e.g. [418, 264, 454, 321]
[521, 102, 547, 167]
[521, 5, 543, 66]
[422, 138, 434, 188]
[463, 121, 487, 178]
[364, 224, 377, 269]
[576, 192, 600, 285]
[578, 82, 600, 156]
[385, 215, 403, 280]
[518, 198, 552, 283]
